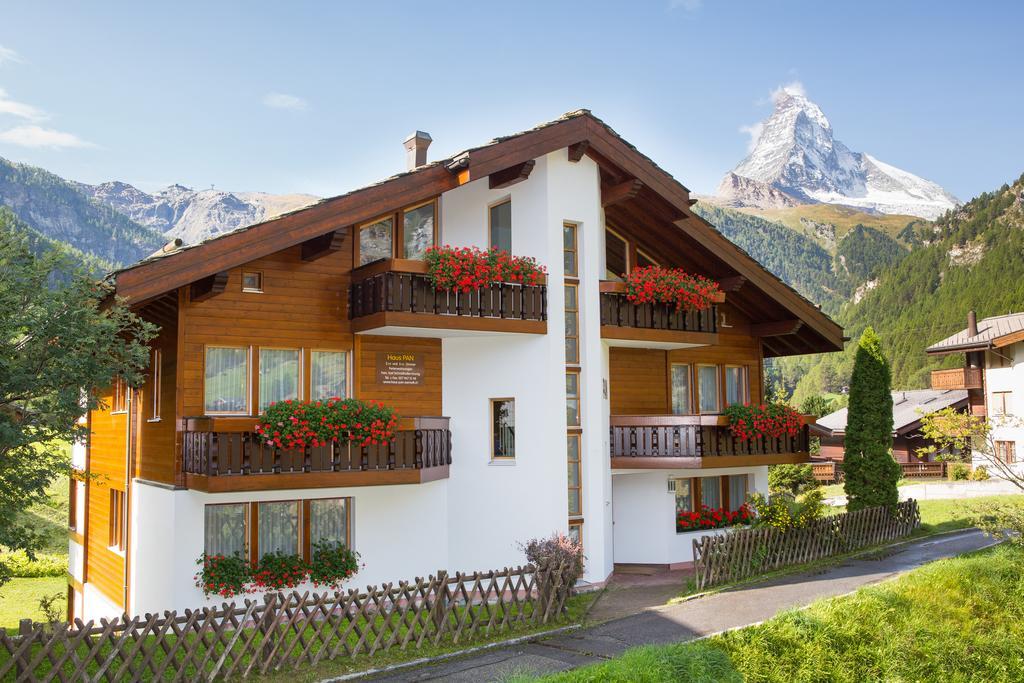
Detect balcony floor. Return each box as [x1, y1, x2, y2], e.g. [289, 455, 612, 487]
[186, 465, 450, 493]
[352, 311, 546, 337]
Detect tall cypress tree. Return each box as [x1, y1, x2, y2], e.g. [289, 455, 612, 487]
[843, 327, 900, 511]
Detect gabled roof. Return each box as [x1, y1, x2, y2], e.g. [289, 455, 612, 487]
[109, 110, 844, 354]
[814, 389, 969, 437]
[926, 312, 1024, 355]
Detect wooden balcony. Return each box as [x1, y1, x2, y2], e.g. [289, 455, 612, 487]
[930, 367, 983, 391]
[599, 281, 719, 348]
[610, 415, 811, 469]
[181, 416, 451, 492]
[349, 259, 547, 336]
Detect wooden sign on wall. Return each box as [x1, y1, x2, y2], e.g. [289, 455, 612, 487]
[376, 352, 425, 386]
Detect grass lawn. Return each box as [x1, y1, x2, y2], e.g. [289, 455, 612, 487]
[820, 478, 931, 498]
[521, 543, 1024, 682]
[0, 577, 66, 633]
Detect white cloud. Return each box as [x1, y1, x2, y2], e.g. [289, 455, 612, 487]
[0, 88, 46, 121]
[770, 80, 806, 103]
[262, 92, 308, 111]
[739, 122, 764, 152]
[0, 45, 22, 67]
[669, 0, 702, 9]
[0, 125, 95, 149]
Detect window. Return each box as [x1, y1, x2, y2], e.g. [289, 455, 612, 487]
[257, 501, 300, 558]
[242, 271, 263, 293]
[358, 216, 394, 265]
[491, 398, 516, 459]
[68, 478, 78, 531]
[566, 370, 581, 427]
[674, 478, 693, 522]
[567, 435, 582, 516]
[402, 202, 435, 260]
[259, 348, 300, 411]
[489, 200, 512, 252]
[108, 489, 126, 552]
[311, 350, 347, 400]
[700, 476, 722, 509]
[309, 498, 351, 549]
[993, 392, 1011, 416]
[724, 366, 748, 407]
[150, 349, 162, 420]
[605, 228, 628, 280]
[568, 520, 583, 549]
[671, 364, 692, 415]
[636, 249, 657, 269]
[727, 475, 748, 511]
[111, 376, 128, 414]
[204, 346, 249, 414]
[996, 441, 1017, 464]
[563, 223, 578, 277]
[564, 284, 579, 364]
[204, 503, 247, 557]
[697, 365, 721, 413]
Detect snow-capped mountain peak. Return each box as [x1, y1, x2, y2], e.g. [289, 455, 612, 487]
[719, 88, 959, 220]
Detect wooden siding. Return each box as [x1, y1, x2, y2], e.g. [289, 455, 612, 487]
[85, 385, 127, 609]
[609, 331, 763, 415]
[136, 319, 178, 484]
[356, 335, 443, 417]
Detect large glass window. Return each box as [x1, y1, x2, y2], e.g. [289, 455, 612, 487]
[671, 364, 692, 414]
[489, 200, 512, 252]
[725, 366, 748, 406]
[567, 435, 582, 516]
[491, 398, 515, 459]
[204, 346, 249, 414]
[310, 498, 350, 548]
[359, 216, 394, 265]
[701, 476, 721, 509]
[566, 371, 581, 426]
[259, 348, 300, 411]
[728, 475, 748, 511]
[605, 229, 628, 280]
[402, 202, 435, 260]
[564, 284, 579, 364]
[204, 504, 247, 557]
[697, 365, 720, 414]
[258, 501, 299, 558]
[311, 351, 347, 400]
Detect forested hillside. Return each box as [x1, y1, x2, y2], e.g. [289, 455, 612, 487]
[782, 172, 1024, 402]
[0, 206, 115, 276]
[0, 157, 164, 267]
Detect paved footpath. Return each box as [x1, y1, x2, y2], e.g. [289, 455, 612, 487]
[354, 529, 994, 682]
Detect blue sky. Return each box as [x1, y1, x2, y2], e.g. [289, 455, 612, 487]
[1, 1, 1021, 201]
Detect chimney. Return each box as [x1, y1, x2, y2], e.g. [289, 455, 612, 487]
[967, 310, 978, 338]
[403, 131, 432, 171]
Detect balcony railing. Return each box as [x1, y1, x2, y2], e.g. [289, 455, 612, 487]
[599, 282, 718, 341]
[182, 416, 451, 491]
[610, 415, 810, 468]
[348, 259, 546, 333]
[930, 367, 983, 391]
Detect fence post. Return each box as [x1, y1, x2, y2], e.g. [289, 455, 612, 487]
[431, 571, 448, 633]
[15, 619, 33, 678]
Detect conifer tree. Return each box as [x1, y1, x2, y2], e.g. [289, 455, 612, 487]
[843, 327, 900, 510]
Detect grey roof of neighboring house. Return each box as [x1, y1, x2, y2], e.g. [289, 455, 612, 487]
[813, 389, 969, 437]
[926, 312, 1024, 354]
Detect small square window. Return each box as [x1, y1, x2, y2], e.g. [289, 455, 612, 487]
[242, 271, 263, 292]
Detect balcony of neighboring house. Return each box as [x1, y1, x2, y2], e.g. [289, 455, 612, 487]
[609, 414, 812, 469]
[930, 366, 984, 391]
[348, 259, 547, 337]
[181, 416, 451, 492]
[599, 281, 722, 349]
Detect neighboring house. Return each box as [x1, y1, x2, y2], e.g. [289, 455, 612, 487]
[811, 389, 969, 475]
[68, 111, 843, 621]
[926, 310, 1024, 476]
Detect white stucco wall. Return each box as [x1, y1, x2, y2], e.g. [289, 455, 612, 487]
[611, 466, 768, 566]
[985, 342, 1024, 476]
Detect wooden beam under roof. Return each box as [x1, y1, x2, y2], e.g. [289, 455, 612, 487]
[719, 275, 747, 292]
[488, 160, 536, 189]
[567, 140, 590, 162]
[189, 271, 229, 303]
[752, 319, 804, 337]
[301, 228, 348, 261]
[602, 179, 644, 208]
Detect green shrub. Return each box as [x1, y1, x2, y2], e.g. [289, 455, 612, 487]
[969, 499, 1024, 544]
[969, 465, 990, 481]
[768, 464, 818, 496]
[0, 551, 66, 578]
[949, 462, 971, 481]
[749, 489, 825, 531]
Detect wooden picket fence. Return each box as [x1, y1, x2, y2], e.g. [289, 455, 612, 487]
[692, 500, 921, 590]
[0, 562, 571, 682]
